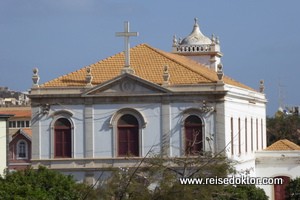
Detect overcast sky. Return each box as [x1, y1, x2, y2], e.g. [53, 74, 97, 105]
[0, 0, 299, 116]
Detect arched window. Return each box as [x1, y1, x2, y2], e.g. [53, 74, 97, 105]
[184, 115, 203, 155]
[117, 114, 139, 157]
[54, 118, 71, 158]
[17, 140, 27, 159]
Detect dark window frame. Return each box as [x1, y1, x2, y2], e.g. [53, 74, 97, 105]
[117, 114, 139, 157]
[54, 118, 72, 158]
[184, 115, 203, 156]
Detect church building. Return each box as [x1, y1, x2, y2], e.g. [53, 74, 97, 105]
[29, 19, 267, 184]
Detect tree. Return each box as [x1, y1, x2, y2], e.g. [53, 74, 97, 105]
[286, 177, 300, 200]
[221, 185, 268, 200]
[0, 166, 88, 200]
[267, 114, 300, 146]
[84, 152, 267, 200]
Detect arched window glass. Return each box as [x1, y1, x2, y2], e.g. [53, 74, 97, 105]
[184, 115, 203, 155]
[17, 140, 27, 158]
[117, 114, 139, 157]
[54, 118, 71, 158]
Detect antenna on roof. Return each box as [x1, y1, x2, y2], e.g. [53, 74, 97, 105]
[278, 79, 286, 111]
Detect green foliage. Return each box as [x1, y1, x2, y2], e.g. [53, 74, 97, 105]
[286, 177, 300, 200]
[0, 166, 88, 200]
[219, 185, 268, 200]
[85, 153, 267, 200]
[267, 115, 300, 146]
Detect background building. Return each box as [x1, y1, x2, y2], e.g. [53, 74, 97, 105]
[0, 107, 32, 170]
[0, 87, 30, 107]
[0, 114, 13, 176]
[256, 139, 300, 200]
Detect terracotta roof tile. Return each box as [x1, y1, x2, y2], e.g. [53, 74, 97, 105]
[265, 139, 300, 151]
[0, 107, 31, 119]
[21, 128, 32, 137]
[12, 128, 32, 140]
[41, 44, 253, 90]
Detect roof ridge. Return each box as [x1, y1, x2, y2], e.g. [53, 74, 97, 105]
[39, 43, 255, 90]
[265, 139, 300, 150]
[282, 139, 300, 149]
[145, 44, 253, 90]
[142, 44, 216, 82]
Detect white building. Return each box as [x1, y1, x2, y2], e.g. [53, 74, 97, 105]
[0, 114, 13, 176]
[29, 19, 267, 185]
[256, 139, 300, 200]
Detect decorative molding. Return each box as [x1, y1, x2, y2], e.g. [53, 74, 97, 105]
[199, 100, 215, 113]
[109, 107, 147, 128]
[120, 80, 135, 92]
[182, 101, 214, 116]
[50, 116, 75, 159]
[109, 107, 146, 158]
[49, 109, 74, 118]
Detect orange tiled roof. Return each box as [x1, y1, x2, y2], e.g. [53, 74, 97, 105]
[265, 139, 300, 151]
[12, 128, 32, 140]
[0, 107, 31, 119]
[41, 44, 253, 90]
[21, 128, 32, 137]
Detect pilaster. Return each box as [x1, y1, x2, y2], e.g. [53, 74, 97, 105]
[31, 106, 41, 160]
[84, 98, 94, 158]
[161, 102, 170, 156]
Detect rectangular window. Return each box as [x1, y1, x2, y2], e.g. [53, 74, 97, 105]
[238, 118, 241, 154]
[9, 121, 16, 128]
[17, 141, 27, 159]
[17, 121, 21, 128]
[256, 118, 259, 151]
[118, 127, 139, 157]
[55, 129, 72, 158]
[251, 118, 253, 152]
[231, 117, 234, 155]
[20, 121, 25, 128]
[245, 118, 247, 153]
[25, 121, 30, 127]
[261, 119, 263, 149]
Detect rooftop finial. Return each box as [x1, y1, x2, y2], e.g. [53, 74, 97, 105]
[259, 80, 265, 93]
[32, 68, 40, 88]
[194, 17, 198, 26]
[211, 34, 216, 44]
[216, 36, 220, 44]
[162, 65, 170, 86]
[217, 63, 224, 82]
[172, 35, 178, 46]
[85, 67, 93, 87]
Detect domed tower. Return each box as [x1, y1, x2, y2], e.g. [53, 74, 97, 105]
[172, 18, 222, 71]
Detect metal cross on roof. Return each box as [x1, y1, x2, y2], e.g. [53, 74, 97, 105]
[116, 21, 139, 71]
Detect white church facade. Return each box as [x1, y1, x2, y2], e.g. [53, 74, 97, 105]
[29, 19, 267, 185]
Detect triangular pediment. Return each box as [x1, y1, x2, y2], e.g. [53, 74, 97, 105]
[82, 73, 171, 97]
